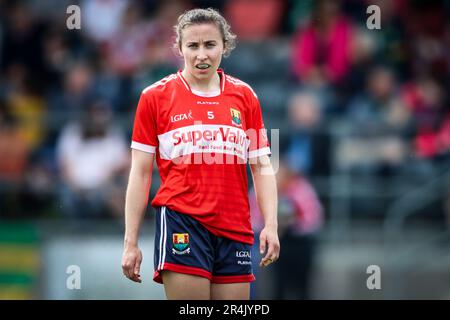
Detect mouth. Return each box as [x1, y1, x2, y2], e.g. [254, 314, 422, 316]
[196, 63, 211, 70]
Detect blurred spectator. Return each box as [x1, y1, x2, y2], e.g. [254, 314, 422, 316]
[290, 0, 355, 85]
[348, 66, 408, 128]
[344, 27, 378, 99]
[48, 61, 95, 125]
[3, 63, 47, 152]
[41, 26, 73, 87]
[363, 0, 410, 79]
[0, 2, 46, 82]
[436, 115, 450, 157]
[19, 149, 57, 218]
[82, 0, 129, 45]
[401, 77, 449, 160]
[105, 0, 186, 110]
[339, 66, 413, 174]
[145, 0, 187, 67]
[0, 99, 29, 182]
[105, 1, 152, 76]
[284, 0, 314, 34]
[106, 0, 188, 112]
[224, 0, 285, 41]
[285, 91, 331, 176]
[405, 0, 449, 81]
[131, 0, 187, 84]
[250, 161, 324, 299]
[0, 99, 30, 217]
[27, 0, 73, 24]
[56, 99, 129, 219]
[93, 62, 123, 113]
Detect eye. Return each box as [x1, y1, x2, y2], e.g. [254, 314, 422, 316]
[206, 43, 216, 48]
[188, 43, 198, 48]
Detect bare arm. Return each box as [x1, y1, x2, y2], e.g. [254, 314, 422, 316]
[250, 155, 280, 267]
[122, 149, 154, 283]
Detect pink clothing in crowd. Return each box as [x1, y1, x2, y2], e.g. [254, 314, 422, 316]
[249, 177, 323, 235]
[291, 16, 353, 83]
[225, 0, 284, 40]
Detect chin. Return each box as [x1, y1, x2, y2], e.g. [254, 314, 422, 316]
[196, 71, 213, 78]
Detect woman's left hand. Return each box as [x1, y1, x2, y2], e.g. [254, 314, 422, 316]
[259, 225, 280, 267]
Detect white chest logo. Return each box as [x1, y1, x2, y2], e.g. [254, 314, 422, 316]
[171, 110, 193, 123]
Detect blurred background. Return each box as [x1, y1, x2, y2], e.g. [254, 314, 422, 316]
[1, 0, 450, 299]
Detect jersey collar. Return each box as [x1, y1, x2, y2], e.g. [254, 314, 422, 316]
[177, 69, 225, 97]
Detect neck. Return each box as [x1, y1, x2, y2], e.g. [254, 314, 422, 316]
[182, 69, 220, 93]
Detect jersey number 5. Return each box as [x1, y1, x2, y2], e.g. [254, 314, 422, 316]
[207, 111, 214, 119]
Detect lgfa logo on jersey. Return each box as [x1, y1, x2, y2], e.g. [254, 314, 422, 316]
[171, 110, 193, 123]
[230, 108, 242, 127]
[172, 233, 190, 255]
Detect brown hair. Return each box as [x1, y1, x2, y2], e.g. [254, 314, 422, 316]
[174, 8, 237, 57]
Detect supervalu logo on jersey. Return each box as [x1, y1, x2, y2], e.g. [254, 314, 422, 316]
[172, 233, 191, 255]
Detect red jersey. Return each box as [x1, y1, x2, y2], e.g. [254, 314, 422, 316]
[131, 69, 270, 244]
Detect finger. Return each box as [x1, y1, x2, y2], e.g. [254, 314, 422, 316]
[259, 234, 267, 255]
[266, 239, 280, 260]
[133, 263, 142, 283]
[260, 241, 279, 267]
[121, 261, 129, 276]
[123, 261, 135, 279]
[259, 257, 273, 267]
[130, 273, 142, 283]
[263, 241, 276, 261]
[123, 264, 132, 279]
[259, 254, 273, 267]
[134, 259, 141, 277]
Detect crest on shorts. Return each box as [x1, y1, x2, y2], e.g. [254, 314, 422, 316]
[230, 108, 242, 127]
[172, 233, 190, 255]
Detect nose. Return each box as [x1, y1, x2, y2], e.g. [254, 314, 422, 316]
[196, 47, 208, 61]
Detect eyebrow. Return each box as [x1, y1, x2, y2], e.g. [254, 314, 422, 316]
[186, 40, 218, 45]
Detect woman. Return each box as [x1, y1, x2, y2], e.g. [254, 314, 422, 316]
[121, 8, 279, 300]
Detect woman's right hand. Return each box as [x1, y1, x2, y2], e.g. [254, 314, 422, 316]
[121, 245, 142, 283]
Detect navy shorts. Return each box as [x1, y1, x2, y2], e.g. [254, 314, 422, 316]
[153, 206, 255, 284]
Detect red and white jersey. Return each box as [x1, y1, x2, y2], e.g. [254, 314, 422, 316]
[131, 69, 270, 244]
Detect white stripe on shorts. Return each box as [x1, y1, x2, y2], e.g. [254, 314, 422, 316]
[161, 207, 167, 270]
[158, 207, 165, 270]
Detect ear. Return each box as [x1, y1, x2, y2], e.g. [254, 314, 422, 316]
[222, 40, 227, 55]
[177, 41, 183, 57]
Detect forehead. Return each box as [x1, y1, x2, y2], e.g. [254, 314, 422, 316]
[181, 23, 222, 42]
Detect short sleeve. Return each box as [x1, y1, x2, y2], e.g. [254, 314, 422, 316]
[131, 92, 158, 153]
[246, 91, 271, 159]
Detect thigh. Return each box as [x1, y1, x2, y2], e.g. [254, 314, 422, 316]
[211, 282, 250, 300]
[162, 270, 211, 300]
